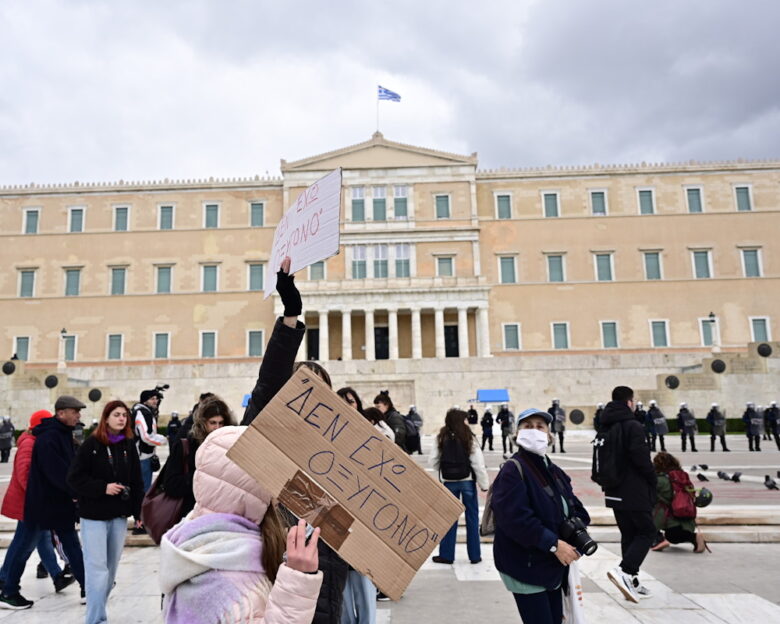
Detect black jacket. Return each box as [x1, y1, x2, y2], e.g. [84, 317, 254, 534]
[384, 409, 407, 450]
[25, 417, 79, 530]
[67, 435, 144, 521]
[240, 317, 306, 426]
[600, 401, 657, 511]
[163, 437, 198, 516]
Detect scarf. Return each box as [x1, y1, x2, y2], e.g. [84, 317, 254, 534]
[160, 512, 269, 624]
[107, 433, 125, 444]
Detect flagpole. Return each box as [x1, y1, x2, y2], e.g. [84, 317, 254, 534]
[376, 97, 379, 132]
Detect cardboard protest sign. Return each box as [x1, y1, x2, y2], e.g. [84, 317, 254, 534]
[227, 368, 464, 600]
[264, 168, 342, 298]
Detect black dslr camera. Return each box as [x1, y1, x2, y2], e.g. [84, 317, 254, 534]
[559, 516, 598, 556]
[120, 485, 131, 501]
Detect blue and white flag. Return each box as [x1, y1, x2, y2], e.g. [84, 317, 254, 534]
[377, 85, 401, 102]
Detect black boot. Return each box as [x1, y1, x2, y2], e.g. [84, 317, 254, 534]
[710, 438, 715, 452]
[36, 562, 48, 579]
[749, 437, 754, 451]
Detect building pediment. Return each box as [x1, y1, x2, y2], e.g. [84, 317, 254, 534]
[280, 132, 478, 173]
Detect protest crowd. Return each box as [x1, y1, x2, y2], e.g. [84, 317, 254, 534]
[0, 257, 773, 624]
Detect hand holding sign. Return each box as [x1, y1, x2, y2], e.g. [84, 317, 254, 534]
[286, 520, 320, 574]
[264, 168, 342, 298]
[276, 256, 302, 318]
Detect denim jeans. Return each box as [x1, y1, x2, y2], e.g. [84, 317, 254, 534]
[513, 586, 563, 624]
[2, 522, 84, 596]
[0, 524, 62, 583]
[140, 457, 153, 493]
[439, 480, 481, 562]
[81, 518, 127, 624]
[340, 569, 377, 624]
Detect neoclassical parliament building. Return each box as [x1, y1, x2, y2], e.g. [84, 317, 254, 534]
[1, 133, 778, 424]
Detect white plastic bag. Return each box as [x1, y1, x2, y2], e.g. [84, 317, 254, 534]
[562, 561, 587, 624]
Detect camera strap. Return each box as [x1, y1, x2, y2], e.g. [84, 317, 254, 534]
[105, 444, 128, 482]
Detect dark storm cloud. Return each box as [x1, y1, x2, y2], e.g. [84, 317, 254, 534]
[0, 0, 777, 184]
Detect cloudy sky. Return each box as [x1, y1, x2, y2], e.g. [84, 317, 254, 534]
[1, 0, 778, 185]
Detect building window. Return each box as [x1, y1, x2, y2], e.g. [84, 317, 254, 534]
[395, 244, 411, 277]
[601, 321, 619, 348]
[154, 333, 170, 359]
[65, 268, 81, 296]
[24, 209, 39, 234]
[250, 202, 264, 227]
[69, 207, 85, 232]
[496, 194, 512, 219]
[643, 252, 662, 280]
[15, 337, 30, 361]
[159, 205, 174, 230]
[741, 248, 762, 277]
[19, 269, 36, 298]
[63, 335, 76, 362]
[499, 256, 517, 284]
[309, 261, 325, 281]
[204, 204, 219, 228]
[686, 188, 703, 213]
[503, 324, 521, 350]
[372, 187, 386, 221]
[638, 189, 655, 215]
[552, 323, 569, 349]
[247, 263, 264, 291]
[435, 195, 451, 219]
[156, 266, 172, 294]
[114, 206, 129, 231]
[436, 256, 454, 277]
[107, 334, 123, 360]
[651, 320, 669, 347]
[200, 331, 216, 358]
[547, 254, 565, 282]
[110, 267, 126, 295]
[248, 330, 264, 357]
[393, 186, 408, 219]
[590, 191, 607, 216]
[543, 192, 559, 218]
[351, 187, 365, 222]
[202, 265, 219, 292]
[750, 317, 770, 342]
[373, 245, 388, 277]
[352, 246, 367, 278]
[700, 317, 718, 347]
[735, 185, 752, 212]
[692, 250, 712, 279]
[594, 253, 614, 281]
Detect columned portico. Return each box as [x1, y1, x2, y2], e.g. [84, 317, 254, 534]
[364, 308, 375, 361]
[458, 306, 470, 358]
[434, 307, 446, 359]
[411, 307, 423, 359]
[388, 309, 399, 360]
[341, 309, 352, 361]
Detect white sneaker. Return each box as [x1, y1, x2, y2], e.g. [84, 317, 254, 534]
[607, 567, 640, 603]
[632, 576, 652, 598]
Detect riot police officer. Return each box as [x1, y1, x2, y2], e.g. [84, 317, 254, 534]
[743, 402, 762, 451]
[706, 403, 729, 452]
[548, 399, 566, 453]
[648, 400, 668, 452]
[677, 402, 698, 452]
[765, 401, 780, 450]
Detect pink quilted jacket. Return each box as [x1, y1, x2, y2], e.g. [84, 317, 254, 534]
[166, 426, 322, 623]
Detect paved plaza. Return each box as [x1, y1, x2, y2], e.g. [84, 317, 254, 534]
[0, 432, 778, 622]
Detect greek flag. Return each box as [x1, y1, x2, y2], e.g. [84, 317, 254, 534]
[377, 85, 401, 102]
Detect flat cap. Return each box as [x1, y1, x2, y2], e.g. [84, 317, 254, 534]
[54, 395, 87, 410]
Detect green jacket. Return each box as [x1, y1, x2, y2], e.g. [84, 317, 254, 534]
[653, 472, 697, 533]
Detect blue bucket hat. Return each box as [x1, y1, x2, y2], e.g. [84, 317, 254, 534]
[516, 408, 553, 426]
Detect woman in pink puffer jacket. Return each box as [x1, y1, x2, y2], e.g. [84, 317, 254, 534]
[159, 426, 323, 623]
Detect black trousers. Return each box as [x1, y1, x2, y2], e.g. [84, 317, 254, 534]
[664, 525, 696, 546]
[481, 432, 493, 451]
[405, 434, 421, 455]
[0, 449, 9, 463]
[551, 431, 565, 452]
[748, 434, 761, 451]
[501, 430, 514, 454]
[710, 435, 728, 451]
[681, 432, 697, 452]
[657, 434, 666, 451]
[769, 422, 780, 450]
[512, 586, 563, 624]
[612, 509, 656, 576]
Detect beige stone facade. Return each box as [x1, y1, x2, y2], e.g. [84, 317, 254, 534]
[1, 133, 778, 425]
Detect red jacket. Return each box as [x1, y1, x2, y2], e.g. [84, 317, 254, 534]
[1, 431, 34, 520]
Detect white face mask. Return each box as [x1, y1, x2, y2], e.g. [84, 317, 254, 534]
[516, 428, 550, 455]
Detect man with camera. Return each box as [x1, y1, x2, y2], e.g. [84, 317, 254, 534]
[597, 386, 657, 604]
[132, 388, 167, 496]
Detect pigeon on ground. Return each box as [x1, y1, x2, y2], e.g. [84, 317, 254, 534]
[699, 464, 709, 470]
[697, 473, 709, 482]
[764, 475, 779, 490]
[717, 471, 731, 480]
[731, 471, 742, 483]
[776, 470, 780, 479]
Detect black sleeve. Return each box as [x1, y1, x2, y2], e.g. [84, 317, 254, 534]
[240, 317, 306, 426]
[625, 422, 657, 487]
[162, 438, 193, 500]
[128, 441, 145, 520]
[67, 438, 106, 499]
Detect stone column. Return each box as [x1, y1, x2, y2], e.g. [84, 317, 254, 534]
[434, 307, 446, 359]
[297, 313, 308, 361]
[411, 308, 422, 359]
[341, 309, 352, 361]
[458, 307, 470, 358]
[318, 310, 329, 361]
[365, 309, 375, 361]
[388, 308, 399, 360]
[477, 306, 491, 357]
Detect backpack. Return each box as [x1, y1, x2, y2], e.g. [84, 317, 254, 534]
[591, 422, 623, 488]
[403, 415, 419, 437]
[667, 469, 697, 519]
[480, 458, 523, 536]
[439, 435, 472, 481]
